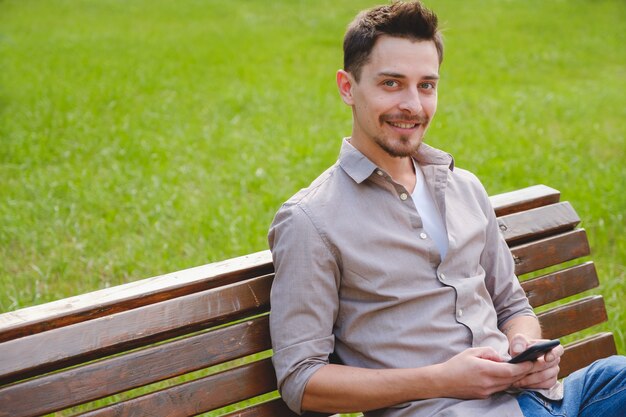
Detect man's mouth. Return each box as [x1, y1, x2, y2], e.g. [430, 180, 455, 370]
[387, 121, 419, 129]
[381, 114, 428, 130]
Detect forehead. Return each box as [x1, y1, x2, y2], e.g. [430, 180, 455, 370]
[363, 35, 440, 78]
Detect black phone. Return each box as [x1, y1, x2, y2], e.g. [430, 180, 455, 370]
[508, 339, 560, 364]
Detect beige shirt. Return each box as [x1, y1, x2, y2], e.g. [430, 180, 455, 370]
[268, 139, 536, 417]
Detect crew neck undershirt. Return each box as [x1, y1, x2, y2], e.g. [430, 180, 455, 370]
[411, 159, 449, 260]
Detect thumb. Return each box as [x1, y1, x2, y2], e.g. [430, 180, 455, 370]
[509, 334, 530, 356]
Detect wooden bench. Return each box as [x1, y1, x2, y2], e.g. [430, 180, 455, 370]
[0, 184, 618, 417]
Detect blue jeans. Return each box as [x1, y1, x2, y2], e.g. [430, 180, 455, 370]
[517, 356, 626, 417]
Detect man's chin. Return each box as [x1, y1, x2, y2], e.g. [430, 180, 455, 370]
[378, 137, 422, 158]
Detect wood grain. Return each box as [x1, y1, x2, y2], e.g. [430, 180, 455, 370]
[79, 358, 277, 417]
[221, 399, 332, 417]
[511, 229, 590, 276]
[0, 250, 274, 343]
[521, 262, 598, 307]
[221, 399, 299, 417]
[559, 333, 618, 378]
[538, 296, 608, 340]
[498, 202, 579, 245]
[0, 275, 272, 385]
[0, 317, 271, 417]
[491, 184, 560, 217]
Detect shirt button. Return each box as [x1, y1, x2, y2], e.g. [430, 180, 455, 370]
[376, 170, 384, 176]
[400, 193, 408, 201]
[420, 232, 428, 239]
[457, 309, 463, 318]
[439, 272, 446, 280]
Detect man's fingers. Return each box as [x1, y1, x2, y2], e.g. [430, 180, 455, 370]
[472, 346, 504, 362]
[512, 356, 561, 389]
[544, 344, 564, 363]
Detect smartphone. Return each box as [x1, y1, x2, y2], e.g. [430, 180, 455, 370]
[508, 339, 561, 364]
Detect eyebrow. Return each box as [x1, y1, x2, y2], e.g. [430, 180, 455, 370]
[376, 71, 440, 80]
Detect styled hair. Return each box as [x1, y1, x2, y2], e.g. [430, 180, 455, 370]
[343, 1, 443, 81]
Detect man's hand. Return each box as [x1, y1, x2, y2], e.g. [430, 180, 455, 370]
[508, 334, 563, 390]
[436, 347, 534, 399]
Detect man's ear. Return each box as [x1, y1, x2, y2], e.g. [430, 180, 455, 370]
[336, 70, 355, 106]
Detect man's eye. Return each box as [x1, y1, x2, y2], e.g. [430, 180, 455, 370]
[383, 80, 398, 87]
[419, 82, 435, 90]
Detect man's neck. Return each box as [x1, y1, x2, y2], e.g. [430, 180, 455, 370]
[349, 136, 417, 193]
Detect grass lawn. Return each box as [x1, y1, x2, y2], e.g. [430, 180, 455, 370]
[1, 0, 624, 366]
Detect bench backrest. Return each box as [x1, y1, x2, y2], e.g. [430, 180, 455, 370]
[0, 185, 617, 417]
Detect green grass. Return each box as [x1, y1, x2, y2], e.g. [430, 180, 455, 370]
[1, 0, 624, 359]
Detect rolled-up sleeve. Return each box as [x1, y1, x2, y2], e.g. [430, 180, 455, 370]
[268, 201, 341, 414]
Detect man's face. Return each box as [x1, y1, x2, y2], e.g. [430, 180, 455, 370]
[338, 35, 439, 158]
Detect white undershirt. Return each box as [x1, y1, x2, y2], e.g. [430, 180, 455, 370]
[411, 159, 449, 260]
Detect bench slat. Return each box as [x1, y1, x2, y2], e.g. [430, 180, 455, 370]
[221, 399, 334, 417]
[498, 202, 579, 245]
[521, 262, 598, 308]
[221, 399, 300, 417]
[79, 358, 277, 417]
[0, 276, 272, 385]
[511, 229, 590, 276]
[559, 333, 618, 378]
[538, 296, 608, 340]
[490, 184, 560, 217]
[0, 251, 274, 343]
[0, 317, 270, 417]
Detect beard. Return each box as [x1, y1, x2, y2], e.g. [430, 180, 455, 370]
[375, 113, 430, 157]
[373, 134, 418, 157]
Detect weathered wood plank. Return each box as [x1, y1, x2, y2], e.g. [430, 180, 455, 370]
[498, 202, 580, 245]
[221, 399, 331, 417]
[0, 275, 272, 386]
[538, 296, 608, 340]
[559, 333, 618, 378]
[0, 250, 274, 343]
[521, 262, 598, 308]
[490, 184, 560, 217]
[221, 399, 299, 417]
[0, 317, 271, 417]
[511, 229, 590, 276]
[79, 358, 277, 417]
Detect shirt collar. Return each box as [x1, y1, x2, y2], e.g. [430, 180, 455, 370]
[414, 142, 455, 170]
[338, 138, 455, 184]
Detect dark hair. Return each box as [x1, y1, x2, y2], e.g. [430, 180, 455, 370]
[343, 1, 443, 81]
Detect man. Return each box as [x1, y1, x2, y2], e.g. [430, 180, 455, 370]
[268, 2, 626, 417]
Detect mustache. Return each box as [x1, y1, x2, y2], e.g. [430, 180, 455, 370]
[379, 114, 429, 124]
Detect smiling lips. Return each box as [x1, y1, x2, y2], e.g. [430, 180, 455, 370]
[381, 114, 429, 130]
[388, 121, 419, 129]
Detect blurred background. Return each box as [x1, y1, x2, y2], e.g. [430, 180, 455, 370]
[1, 0, 624, 351]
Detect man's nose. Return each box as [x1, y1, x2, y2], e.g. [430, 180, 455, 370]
[398, 88, 422, 114]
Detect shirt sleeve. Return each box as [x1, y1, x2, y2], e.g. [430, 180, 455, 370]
[267, 201, 341, 414]
[475, 180, 536, 327]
